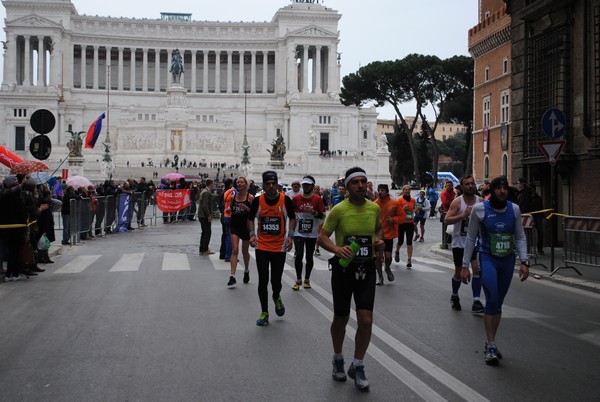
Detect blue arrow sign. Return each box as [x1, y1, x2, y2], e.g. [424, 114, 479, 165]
[541, 108, 566, 139]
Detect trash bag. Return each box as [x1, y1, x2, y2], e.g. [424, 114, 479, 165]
[37, 234, 51, 250]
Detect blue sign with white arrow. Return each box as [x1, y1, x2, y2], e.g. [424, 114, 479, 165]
[541, 108, 566, 139]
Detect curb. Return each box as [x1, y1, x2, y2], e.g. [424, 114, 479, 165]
[429, 246, 600, 294]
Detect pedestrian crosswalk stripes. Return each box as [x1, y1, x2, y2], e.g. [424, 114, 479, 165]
[162, 252, 191, 271]
[110, 253, 145, 272]
[53, 255, 102, 274]
[49, 252, 452, 275]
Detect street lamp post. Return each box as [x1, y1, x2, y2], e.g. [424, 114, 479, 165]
[101, 64, 115, 180]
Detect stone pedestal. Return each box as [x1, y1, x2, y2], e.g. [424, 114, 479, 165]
[268, 160, 285, 170]
[68, 156, 85, 177]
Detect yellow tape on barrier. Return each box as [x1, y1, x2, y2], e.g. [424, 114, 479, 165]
[0, 220, 37, 229]
[528, 208, 554, 215]
[546, 212, 570, 219]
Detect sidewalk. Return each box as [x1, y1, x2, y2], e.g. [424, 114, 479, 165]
[430, 245, 600, 294]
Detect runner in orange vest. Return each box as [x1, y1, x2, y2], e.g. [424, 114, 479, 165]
[247, 171, 296, 326]
[374, 184, 401, 285]
[394, 185, 416, 269]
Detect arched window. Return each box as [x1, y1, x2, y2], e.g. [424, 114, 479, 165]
[484, 156, 490, 179]
[502, 153, 508, 176]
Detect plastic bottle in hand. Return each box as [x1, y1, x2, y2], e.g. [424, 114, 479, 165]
[339, 237, 361, 267]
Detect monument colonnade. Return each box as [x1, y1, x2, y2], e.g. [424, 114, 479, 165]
[6, 34, 338, 96]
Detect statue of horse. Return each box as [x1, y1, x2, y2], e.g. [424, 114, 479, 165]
[170, 49, 184, 84]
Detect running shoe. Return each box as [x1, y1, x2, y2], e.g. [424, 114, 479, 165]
[485, 341, 503, 359]
[303, 280, 311, 289]
[347, 363, 370, 391]
[413, 235, 419, 241]
[4, 275, 14, 282]
[227, 276, 237, 287]
[275, 296, 286, 316]
[406, 259, 412, 269]
[314, 249, 321, 256]
[12, 274, 29, 281]
[419, 237, 424, 242]
[450, 295, 461, 311]
[243, 270, 250, 284]
[332, 358, 347, 381]
[484, 344, 499, 365]
[394, 251, 400, 263]
[376, 276, 384, 286]
[256, 312, 269, 326]
[292, 281, 301, 291]
[385, 268, 395, 282]
[472, 300, 484, 314]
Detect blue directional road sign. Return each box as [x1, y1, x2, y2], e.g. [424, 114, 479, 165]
[541, 108, 566, 139]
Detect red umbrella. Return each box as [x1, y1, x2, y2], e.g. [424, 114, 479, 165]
[10, 160, 49, 175]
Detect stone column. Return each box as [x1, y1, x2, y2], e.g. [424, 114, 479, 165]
[154, 49, 160, 92]
[92, 45, 99, 89]
[142, 48, 148, 91]
[106, 46, 112, 89]
[315, 45, 322, 94]
[79, 44, 86, 89]
[37, 36, 45, 86]
[238, 51, 244, 93]
[262, 51, 269, 94]
[118, 47, 124, 90]
[214, 50, 220, 93]
[23, 35, 31, 86]
[202, 50, 208, 93]
[287, 44, 297, 93]
[49, 36, 59, 86]
[130, 48, 136, 91]
[3, 34, 16, 86]
[327, 45, 336, 94]
[191, 50, 197, 93]
[166, 49, 172, 87]
[226, 51, 233, 93]
[302, 45, 309, 93]
[250, 50, 256, 93]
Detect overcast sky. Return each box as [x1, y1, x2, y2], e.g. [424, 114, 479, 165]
[0, 0, 478, 119]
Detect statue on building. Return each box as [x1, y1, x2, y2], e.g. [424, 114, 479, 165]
[66, 130, 84, 157]
[377, 133, 389, 152]
[308, 129, 318, 149]
[267, 131, 286, 161]
[170, 49, 184, 84]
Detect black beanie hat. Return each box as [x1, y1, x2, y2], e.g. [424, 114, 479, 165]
[490, 176, 509, 190]
[262, 170, 278, 184]
[377, 184, 389, 191]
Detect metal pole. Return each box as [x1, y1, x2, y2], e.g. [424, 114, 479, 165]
[550, 164, 555, 271]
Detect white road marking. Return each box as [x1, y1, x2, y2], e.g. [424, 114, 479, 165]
[162, 252, 190, 271]
[281, 270, 489, 402]
[412, 256, 455, 270]
[110, 253, 144, 272]
[53, 255, 102, 274]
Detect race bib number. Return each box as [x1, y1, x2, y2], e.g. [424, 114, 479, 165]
[344, 235, 373, 261]
[260, 216, 281, 235]
[490, 233, 514, 257]
[298, 218, 314, 234]
[460, 217, 469, 236]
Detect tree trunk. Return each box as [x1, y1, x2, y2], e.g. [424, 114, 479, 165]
[392, 105, 420, 185]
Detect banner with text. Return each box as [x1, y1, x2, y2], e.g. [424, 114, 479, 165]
[156, 189, 191, 212]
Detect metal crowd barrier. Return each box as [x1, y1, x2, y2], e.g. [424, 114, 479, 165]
[63, 193, 158, 245]
[522, 214, 547, 270]
[552, 216, 600, 275]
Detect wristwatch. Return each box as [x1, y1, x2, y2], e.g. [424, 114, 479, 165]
[521, 260, 530, 267]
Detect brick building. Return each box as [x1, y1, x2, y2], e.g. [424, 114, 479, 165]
[507, 0, 600, 218]
[468, 0, 512, 182]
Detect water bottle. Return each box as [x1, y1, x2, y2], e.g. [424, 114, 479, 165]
[339, 237, 361, 268]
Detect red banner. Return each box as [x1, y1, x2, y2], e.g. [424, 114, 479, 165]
[156, 189, 191, 212]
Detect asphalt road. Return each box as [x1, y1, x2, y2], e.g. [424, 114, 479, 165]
[1, 216, 599, 401]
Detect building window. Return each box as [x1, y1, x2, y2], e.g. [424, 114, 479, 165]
[483, 96, 491, 128]
[320, 132, 329, 151]
[13, 108, 27, 118]
[138, 114, 142, 120]
[319, 115, 331, 124]
[502, 153, 508, 176]
[484, 66, 490, 82]
[484, 156, 490, 180]
[503, 57, 509, 75]
[363, 131, 368, 140]
[501, 90, 510, 123]
[15, 126, 25, 151]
